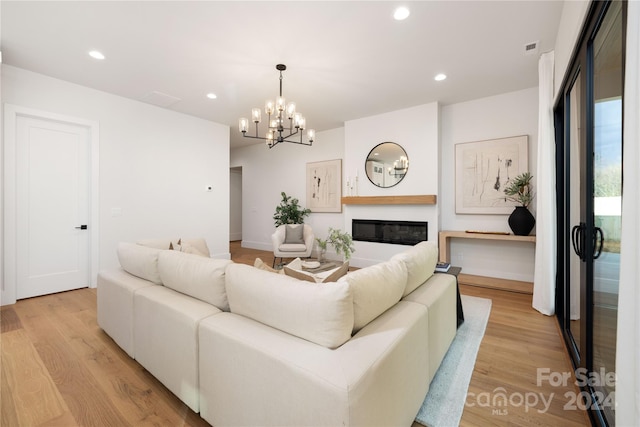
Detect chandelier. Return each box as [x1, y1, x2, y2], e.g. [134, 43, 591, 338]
[239, 64, 315, 149]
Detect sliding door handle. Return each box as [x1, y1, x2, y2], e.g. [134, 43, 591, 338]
[571, 224, 583, 259]
[75, 225, 88, 230]
[593, 227, 604, 259]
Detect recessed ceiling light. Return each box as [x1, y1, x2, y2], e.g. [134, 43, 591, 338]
[88, 50, 105, 60]
[393, 6, 410, 21]
[206, 93, 217, 99]
[434, 73, 447, 81]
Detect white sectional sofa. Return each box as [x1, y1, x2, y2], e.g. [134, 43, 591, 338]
[97, 239, 457, 426]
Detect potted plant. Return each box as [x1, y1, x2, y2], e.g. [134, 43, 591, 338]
[503, 172, 535, 235]
[315, 228, 355, 261]
[273, 192, 311, 227]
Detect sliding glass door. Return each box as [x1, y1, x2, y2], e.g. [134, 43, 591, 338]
[555, 1, 625, 426]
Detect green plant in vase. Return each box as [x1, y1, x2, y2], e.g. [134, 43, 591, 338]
[315, 228, 355, 261]
[273, 192, 311, 227]
[503, 172, 534, 207]
[503, 172, 536, 235]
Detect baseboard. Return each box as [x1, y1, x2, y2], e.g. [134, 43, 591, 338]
[458, 273, 533, 294]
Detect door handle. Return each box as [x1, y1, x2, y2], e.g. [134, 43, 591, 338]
[75, 225, 88, 230]
[593, 227, 604, 259]
[571, 224, 584, 260]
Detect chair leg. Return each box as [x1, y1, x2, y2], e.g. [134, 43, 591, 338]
[273, 257, 279, 268]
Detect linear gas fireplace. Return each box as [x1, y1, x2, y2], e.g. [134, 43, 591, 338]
[352, 219, 428, 246]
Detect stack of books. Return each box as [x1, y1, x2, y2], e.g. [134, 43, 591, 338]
[435, 262, 451, 273]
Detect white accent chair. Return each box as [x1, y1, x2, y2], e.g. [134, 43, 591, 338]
[271, 224, 314, 267]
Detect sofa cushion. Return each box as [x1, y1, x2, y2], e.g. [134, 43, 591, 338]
[158, 250, 232, 311]
[137, 238, 211, 257]
[338, 259, 407, 333]
[117, 242, 163, 285]
[391, 241, 439, 297]
[225, 263, 354, 349]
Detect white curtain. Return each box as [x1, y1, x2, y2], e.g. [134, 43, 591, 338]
[532, 51, 556, 315]
[616, 1, 640, 425]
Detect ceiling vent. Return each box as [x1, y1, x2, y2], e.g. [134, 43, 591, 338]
[524, 41, 539, 56]
[139, 91, 181, 108]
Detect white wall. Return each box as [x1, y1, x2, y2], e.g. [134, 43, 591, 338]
[230, 126, 345, 255]
[440, 87, 539, 281]
[344, 102, 440, 267]
[2, 65, 231, 281]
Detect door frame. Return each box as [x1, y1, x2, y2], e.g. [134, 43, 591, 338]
[2, 104, 100, 306]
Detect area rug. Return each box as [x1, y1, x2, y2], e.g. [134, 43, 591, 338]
[415, 294, 492, 427]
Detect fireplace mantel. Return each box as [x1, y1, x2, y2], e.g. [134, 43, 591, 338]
[341, 195, 436, 205]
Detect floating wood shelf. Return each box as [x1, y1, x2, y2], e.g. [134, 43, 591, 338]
[439, 231, 536, 254]
[439, 230, 536, 295]
[341, 195, 437, 205]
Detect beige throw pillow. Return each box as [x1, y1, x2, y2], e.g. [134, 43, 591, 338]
[338, 259, 407, 333]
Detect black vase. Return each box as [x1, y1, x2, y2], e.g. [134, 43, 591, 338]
[508, 206, 535, 236]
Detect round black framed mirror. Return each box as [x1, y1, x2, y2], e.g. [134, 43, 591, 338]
[365, 142, 408, 188]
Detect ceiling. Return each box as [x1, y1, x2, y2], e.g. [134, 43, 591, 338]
[0, 1, 564, 149]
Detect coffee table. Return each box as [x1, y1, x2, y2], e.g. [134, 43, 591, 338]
[301, 260, 343, 274]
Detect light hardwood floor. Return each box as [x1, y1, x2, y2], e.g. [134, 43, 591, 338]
[0, 242, 590, 426]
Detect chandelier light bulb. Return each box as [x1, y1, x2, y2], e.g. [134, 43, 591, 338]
[286, 102, 296, 119]
[265, 100, 275, 115]
[239, 118, 249, 133]
[251, 108, 261, 123]
[276, 96, 286, 112]
[307, 129, 315, 143]
[298, 116, 306, 130]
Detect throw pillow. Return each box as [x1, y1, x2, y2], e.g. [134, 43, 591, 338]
[284, 224, 304, 244]
[180, 241, 207, 257]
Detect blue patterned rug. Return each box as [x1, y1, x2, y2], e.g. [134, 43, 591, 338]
[415, 295, 492, 427]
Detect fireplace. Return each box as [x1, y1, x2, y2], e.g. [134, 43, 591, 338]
[352, 219, 428, 246]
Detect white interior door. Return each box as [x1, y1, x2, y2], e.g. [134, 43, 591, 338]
[16, 115, 91, 299]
